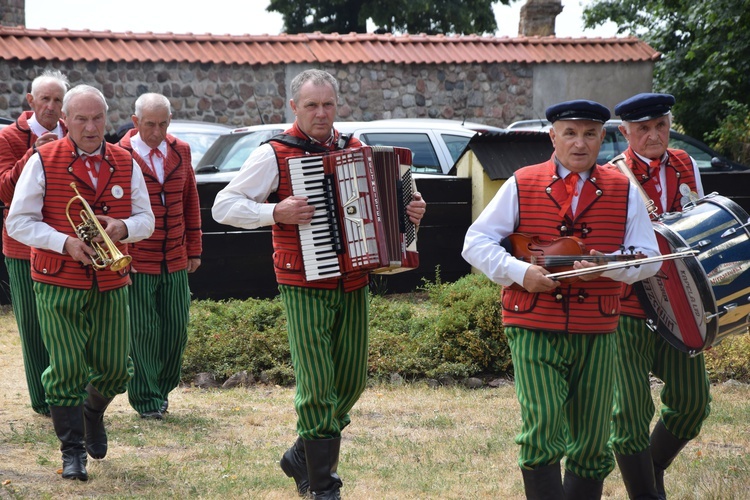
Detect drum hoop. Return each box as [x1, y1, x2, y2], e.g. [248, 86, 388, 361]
[696, 194, 750, 232]
[641, 221, 719, 353]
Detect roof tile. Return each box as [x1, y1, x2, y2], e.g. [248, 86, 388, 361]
[0, 27, 660, 65]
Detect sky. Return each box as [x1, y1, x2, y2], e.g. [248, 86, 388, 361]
[24, 0, 619, 38]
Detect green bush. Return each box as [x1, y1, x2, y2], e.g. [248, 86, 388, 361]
[183, 276, 750, 385]
[183, 273, 511, 384]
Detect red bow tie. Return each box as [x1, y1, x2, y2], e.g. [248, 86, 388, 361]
[558, 172, 580, 217]
[82, 154, 102, 178]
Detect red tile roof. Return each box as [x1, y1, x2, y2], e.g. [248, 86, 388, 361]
[0, 27, 660, 65]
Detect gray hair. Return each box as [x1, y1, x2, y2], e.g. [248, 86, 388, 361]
[30, 69, 69, 97]
[62, 85, 108, 115]
[134, 93, 172, 119]
[290, 69, 339, 103]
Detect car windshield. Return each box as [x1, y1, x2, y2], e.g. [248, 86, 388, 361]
[170, 130, 227, 168]
[668, 137, 715, 170]
[199, 130, 280, 173]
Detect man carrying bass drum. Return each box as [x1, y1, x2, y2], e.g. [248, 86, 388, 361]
[607, 93, 711, 500]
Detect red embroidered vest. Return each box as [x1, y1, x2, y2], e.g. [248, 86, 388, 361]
[501, 159, 630, 334]
[0, 111, 67, 259]
[269, 124, 367, 291]
[615, 147, 698, 318]
[31, 138, 133, 291]
[118, 131, 202, 274]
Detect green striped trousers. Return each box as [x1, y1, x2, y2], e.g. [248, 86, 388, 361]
[34, 282, 133, 406]
[127, 270, 191, 414]
[6, 257, 49, 415]
[279, 284, 369, 440]
[611, 315, 711, 454]
[506, 326, 616, 481]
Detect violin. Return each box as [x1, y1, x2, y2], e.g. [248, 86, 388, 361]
[501, 233, 645, 287]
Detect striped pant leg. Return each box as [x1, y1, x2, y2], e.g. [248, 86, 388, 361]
[280, 284, 345, 439]
[653, 336, 711, 440]
[506, 326, 570, 469]
[611, 315, 658, 454]
[564, 333, 616, 481]
[127, 272, 163, 413]
[6, 257, 49, 414]
[330, 286, 369, 431]
[87, 285, 133, 398]
[155, 270, 190, 398]
[34, 283, 93, 406]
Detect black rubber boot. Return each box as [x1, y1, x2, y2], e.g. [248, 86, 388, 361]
[615, 449, 659, 499]
[49, 405, 88, 481]
[304, 437, 342, 500]
[563, 469, 603, 500]
[520, 462, 563, 499]
[280, 436, 309, 496]
[83, 383, 114, 459]
[651, 420, 690, 500]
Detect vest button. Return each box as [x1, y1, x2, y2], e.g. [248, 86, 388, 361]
[514, 305, 519, 312]
[611, 308, 616, 314]
[555, 294, 563, 300]
[545, 187, 552, 194]
[596, 189, 603, 196]
[42, 268, 48, 274]
[285, 262, 291, 269]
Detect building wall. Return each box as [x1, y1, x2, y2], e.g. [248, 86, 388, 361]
[532, 62, 656, 117]
[0, 58, 653, 133]
[0, 0, 24, 27]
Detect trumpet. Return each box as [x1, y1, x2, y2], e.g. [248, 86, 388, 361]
[66, 182, 132, 272]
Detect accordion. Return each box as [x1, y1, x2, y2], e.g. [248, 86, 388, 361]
[288, 145, 419, 282]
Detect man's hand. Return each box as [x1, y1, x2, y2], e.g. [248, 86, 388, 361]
[521, 265, 559, 293]
[63, 236, 97, 266]
[34, 132, 58, 148]
[273, 195, 315, 225]
[93, 216, 128, 243]
[406, 191, 426, 225]
[573, 249, 606, 281]
[187, 258, 201, 273]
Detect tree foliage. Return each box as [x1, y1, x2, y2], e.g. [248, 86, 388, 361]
[267, 0, 509, 36]
[583, 0, 750, 142]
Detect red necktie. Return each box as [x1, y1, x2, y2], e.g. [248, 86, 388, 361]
[148, 148, 164, 173]
[650, 159, 662, 194]
[558, 172, 580, 217]
[82, 154, 102, 178]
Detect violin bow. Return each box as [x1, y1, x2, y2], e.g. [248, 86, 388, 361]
[544, 249, 699, 281]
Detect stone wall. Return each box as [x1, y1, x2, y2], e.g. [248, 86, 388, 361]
[0, 59, 534, 133]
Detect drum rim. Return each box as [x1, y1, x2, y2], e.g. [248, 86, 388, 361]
[696, 193, 750, 232]
[638, 221, 718, 354]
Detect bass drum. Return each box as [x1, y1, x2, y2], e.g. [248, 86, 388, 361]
[636, 194, 750, 356]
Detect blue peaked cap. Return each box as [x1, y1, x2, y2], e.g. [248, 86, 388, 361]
[615, 93, 675, 122]
[545, 99, 611, 124]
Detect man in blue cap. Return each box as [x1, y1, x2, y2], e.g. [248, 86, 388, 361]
[608, 93, 709, 500]
[463, 99, 660, 498]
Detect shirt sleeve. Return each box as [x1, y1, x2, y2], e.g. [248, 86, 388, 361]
[5, 153, 69, 253]
[601, 182, 662, 284]
[121, 159, 155, 243]
[211, 143, 280, 229]
[461, 177, 530, 287]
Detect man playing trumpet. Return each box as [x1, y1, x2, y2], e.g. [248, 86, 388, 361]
[6, 85, 154, 481]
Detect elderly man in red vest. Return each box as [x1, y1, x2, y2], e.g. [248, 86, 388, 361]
[463, 100, 660, 498]
[607, 93, 710, 500]
[6, 84, 154, 482]
[118, 92, 202, 420]
[0, 69, 69, 417]
[213, 69, 426, 499]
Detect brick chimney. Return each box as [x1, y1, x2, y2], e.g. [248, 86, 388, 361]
[0, 0, 25, 27]
[519, 0, 563, 37]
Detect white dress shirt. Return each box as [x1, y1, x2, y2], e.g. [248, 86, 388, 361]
[27, 113, 64, 139]
[6, 151, 155, 254]
[462, 165, 661, 288]
[211, 142, 279, 229]
[632, 150, 705, 209]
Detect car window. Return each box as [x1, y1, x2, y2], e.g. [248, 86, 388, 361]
[441, 134, 472, 163]
[170, 131, 225, 168]
[359, 132, 442, 174]
[598, 131, 620, 164]
[668, 137, 714, 170]
[207, 130, 280, 173]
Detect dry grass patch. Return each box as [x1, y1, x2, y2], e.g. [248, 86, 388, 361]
[1, 305, 749, 499]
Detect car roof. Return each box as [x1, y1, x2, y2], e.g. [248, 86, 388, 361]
[226, 118, 500, 136]
[168, 120, 233, 133]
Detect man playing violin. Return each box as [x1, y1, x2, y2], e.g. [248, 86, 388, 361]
[607, 93, 710, 500]
[462, 99, 660, 499]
